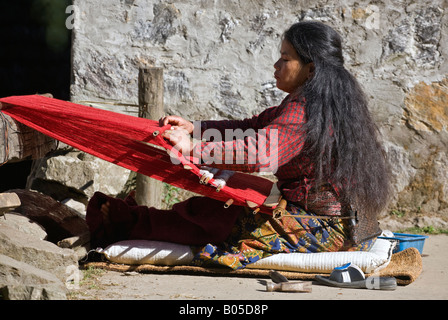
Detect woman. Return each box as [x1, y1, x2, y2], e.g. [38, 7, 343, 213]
[87, 21, 390, 270]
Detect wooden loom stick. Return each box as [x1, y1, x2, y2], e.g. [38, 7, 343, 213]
[272, 198, 287, 218]
[224, 199, 234, 208]
[136, 67, 164, 208]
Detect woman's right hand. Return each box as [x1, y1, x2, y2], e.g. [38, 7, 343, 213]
[159, 115, 194, 134]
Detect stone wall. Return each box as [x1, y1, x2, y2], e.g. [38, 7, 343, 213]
[52, 0, 448, 220]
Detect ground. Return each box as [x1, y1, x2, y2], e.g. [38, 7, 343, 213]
[68, 234, 448, 302]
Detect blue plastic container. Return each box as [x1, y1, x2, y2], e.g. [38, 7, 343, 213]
[378, 233, 429, 254]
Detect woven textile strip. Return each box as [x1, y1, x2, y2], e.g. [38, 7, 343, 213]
[0, 95, 274, 213]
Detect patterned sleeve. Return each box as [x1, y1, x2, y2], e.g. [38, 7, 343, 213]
[192, 98, 307, 173]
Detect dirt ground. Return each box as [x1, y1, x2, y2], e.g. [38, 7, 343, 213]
[67, 234, 448, 303]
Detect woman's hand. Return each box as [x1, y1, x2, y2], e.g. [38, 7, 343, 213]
[159, 115, 194, 134]
[162, 127, 194, 155]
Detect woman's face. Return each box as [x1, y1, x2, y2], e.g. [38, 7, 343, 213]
[274, 40, 314, 93]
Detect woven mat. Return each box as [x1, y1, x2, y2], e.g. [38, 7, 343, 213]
[82, 247, 422, 286]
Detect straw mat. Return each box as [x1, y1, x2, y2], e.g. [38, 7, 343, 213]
[83, 247, 422, 286]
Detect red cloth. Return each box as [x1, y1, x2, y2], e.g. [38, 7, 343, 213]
[0, 95, 274, 212]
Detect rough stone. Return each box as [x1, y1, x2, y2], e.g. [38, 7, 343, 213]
[378, 216, 415, 232]
[0, 254, 67, 300]
[28, 148, 132, 201]
[0, 224, 78, 282]
[378, 214, 448, 232]
[404, 78, 448, 133]
[61, 198, 87, 217]
[1, 212, 47, 240]
[414, 215, 448, 230]
[0, 192, 21, 218]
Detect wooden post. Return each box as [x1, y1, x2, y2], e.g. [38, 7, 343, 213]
[135, 67, 164, 208]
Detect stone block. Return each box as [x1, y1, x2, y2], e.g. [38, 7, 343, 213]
[0, 224, 78, 283]
[28, 149, 132, 201]
[1, 212, 47, 240]
[0, 254, 67, 300]
[0, 192, 21, 216]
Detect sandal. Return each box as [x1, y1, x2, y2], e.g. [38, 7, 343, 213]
[315, 263, 397, 290]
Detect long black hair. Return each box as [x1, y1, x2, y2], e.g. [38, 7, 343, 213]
[284, 21, 390, 217]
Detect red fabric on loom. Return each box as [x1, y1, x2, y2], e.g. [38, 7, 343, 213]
[0, 95, 275, 213]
